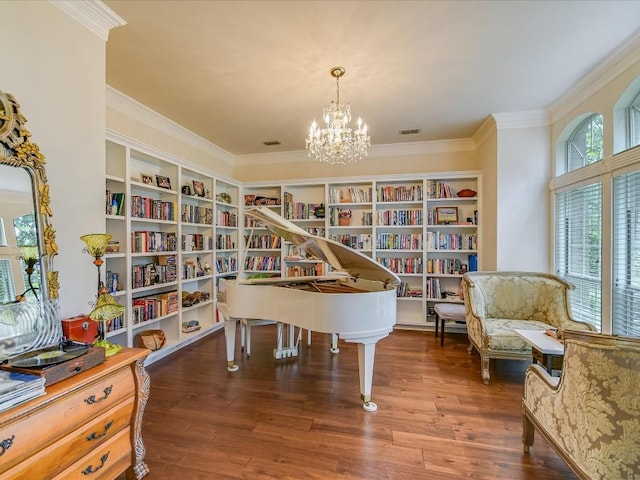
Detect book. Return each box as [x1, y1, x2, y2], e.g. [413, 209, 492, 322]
[0, 370, 46, 413]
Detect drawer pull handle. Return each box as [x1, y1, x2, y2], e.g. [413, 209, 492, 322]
[0, 435, 15, 457]
[84, 385, 113, 405]
[86, 420, 113, 441]
[81, 452, 109, 475]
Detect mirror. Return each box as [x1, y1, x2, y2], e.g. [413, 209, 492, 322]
[0, 90, 60, 360]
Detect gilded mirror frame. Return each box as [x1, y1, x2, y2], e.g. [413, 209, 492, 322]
[0, 90, 59, 300]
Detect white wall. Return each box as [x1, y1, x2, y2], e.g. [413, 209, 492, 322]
[495, 124, 550, 271]
[0, 1, 107, 318]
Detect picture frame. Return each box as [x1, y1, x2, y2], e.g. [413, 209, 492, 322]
[155, 174, 172, 190]
[141, 174, 153, 185]
[192, 180, 205, 197]
[435, 206, 458, 224]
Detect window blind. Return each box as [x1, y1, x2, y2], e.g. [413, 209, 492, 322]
[613, 170, 640, 337]
[0, 258, 15, 304]
[555, 182, 602, 330]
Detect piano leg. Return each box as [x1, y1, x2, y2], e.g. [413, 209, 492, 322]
[224, 316, 239, 372]
[330, 333, 340, 353]
[357, 341, 378, 412]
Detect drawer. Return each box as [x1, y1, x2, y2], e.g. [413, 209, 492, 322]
[0, 366, 134, 472]
[1, 397, 134, 480]
[52, 427, 133, 480]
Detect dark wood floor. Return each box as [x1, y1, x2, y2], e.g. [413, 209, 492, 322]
[138, 325, 577, 479]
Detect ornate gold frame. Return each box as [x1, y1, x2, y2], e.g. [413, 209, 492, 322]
[0, 90, 59, 299]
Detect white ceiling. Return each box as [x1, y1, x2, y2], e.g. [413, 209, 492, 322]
[103, 0, 640, 157]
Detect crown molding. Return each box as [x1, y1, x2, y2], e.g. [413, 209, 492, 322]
[233, 138, 476, 166]
[106, 86, 235, 166]
[50, 0, 126, 41]
[548, 28, 640, 123]
[492, 110, 550, 130]
[472, 115, 497, 147]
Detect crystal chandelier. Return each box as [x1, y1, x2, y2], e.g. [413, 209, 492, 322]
[306, 67, 370, 165]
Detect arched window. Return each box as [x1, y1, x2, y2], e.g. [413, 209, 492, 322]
[628, 90, 640, 149]
[566, 114, 603, 172]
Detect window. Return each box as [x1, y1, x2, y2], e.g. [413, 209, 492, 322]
[566, 114, 603, 173]
[629, 91, 640, 149]
[555, 183, 602, 330]
[613, 170, 640, 336]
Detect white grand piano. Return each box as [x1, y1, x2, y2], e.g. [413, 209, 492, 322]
[217, 207, 400, 411]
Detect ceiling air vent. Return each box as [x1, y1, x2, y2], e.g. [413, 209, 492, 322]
[399, 128, 420, 135]
[263, 140, 281, 146]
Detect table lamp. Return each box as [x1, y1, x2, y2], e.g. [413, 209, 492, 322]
[81, 233, 124, 357]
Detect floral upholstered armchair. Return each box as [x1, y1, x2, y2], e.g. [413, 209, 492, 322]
[461, 271, 594, 384]
[522, 330, 640, 479]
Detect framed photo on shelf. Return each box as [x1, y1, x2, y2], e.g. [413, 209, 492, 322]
[155, 175, 172, 190]
[192, 180, 205, 197]
[140, 174, 153, 185]
[435, 206, 458, 224]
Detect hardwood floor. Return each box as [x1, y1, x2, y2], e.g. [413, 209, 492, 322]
[139, 325, 577, 479]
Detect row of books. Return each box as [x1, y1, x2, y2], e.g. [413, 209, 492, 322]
[396, 282, 424, 298]
[105, 314, 125, 333]
[285, 263, 325, 277]
[131, 231, 178, 253]
[425, 258, 465, 275]
[244, 255, 281, 271]
[0, 370, 46, 413]
[181, 205, 213, 224]
[215, 234, 235, 250]
[245, 234, 281, 249]
[131, 195, 176, 221]
[216, 257, 237, 274]
[377, 185, 423, 202]
[426, 181, 454, 199]
[106, 190, 125, 216]
[131, 256, 177, 289]
[329, 234, 373, 250]
[283, 200, 322, 220]
[426, 232, 478, 250]
[376, 233, 423, 250]
[182, 234, 213, 252]
[329, 186, 372, 203]
[217, 210, 238, 227]
[376, 209, 423, 226]
[376, 257, 424, 274]
[132, 291, 179, 324]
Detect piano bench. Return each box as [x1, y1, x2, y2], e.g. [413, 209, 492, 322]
[434, 303, 466, 346]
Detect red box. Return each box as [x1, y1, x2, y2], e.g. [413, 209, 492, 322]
[61, 316, 99, 343]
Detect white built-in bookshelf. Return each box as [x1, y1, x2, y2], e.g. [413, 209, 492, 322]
[105, 134, 480, 360]
[105, 133, 239, 363]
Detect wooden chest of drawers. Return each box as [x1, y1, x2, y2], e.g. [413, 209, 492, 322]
[0, 348, 150, 479]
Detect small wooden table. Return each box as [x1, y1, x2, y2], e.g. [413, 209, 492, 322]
[513, 328, 564, 374]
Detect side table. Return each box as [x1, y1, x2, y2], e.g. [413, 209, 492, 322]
[513, 328, 564, 374]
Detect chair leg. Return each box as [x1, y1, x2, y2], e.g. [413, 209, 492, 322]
[481, 354, 490, 385]
[522, 412, 535, 453]
[434, 313, 439, 338]
[467, 343, 474, 354]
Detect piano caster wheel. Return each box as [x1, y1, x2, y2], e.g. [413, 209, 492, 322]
[329, 347, 339, 354]
[227, 364, 239, 372]
[362, 401, 377, 412]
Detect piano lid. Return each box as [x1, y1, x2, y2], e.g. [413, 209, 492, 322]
[245, 207, 401, 285]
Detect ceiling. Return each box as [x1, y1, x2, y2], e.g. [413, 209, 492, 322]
[104, 1, 640, 158]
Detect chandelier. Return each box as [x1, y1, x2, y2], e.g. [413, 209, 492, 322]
[306, 67, 370, 165]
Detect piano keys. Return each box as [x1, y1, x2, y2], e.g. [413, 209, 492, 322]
[217, 207, 400, 411]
